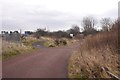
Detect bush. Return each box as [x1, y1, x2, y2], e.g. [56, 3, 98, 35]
[54, 39, 67, 46]
[54, 39, 60, 46]
[49, 44, 55, 47]
[60, 39, 67, 45]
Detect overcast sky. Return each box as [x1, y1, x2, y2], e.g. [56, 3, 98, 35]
[1, 0, 119, 32]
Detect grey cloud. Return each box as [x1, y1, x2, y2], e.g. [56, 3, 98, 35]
[2, 4, 82, 31]
[2, 0, 118, 31]
[100, 8, 118, 19]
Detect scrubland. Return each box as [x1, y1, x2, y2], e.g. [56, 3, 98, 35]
[68, 22, 120, 78]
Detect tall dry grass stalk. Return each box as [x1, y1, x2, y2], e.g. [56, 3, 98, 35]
[85, 28, 118, 50]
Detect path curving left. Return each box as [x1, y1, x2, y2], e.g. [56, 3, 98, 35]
[3, 43, 79, 78]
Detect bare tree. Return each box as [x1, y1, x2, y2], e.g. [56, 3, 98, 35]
[34, 28, 47, 39]
[82, 16, 97, 31]
[71, 24, 80, 34]
[100, 18, 111, 31]
[67, 25, 80, 36]
[81, 16, 97, 35]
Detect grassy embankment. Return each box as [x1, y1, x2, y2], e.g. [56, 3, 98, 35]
[2, 37, 39, 60]
[68, 23, 120, 78]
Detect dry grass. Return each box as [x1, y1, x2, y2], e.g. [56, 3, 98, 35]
[2, 37, 38, 60]
[68, 22, 120, 78]
[41, 36, 54, 41]
[22, 36, 39, 46]
[42, 36, 79, 47]
[41, 37, 56, 47]
[61, 38, 79, 45]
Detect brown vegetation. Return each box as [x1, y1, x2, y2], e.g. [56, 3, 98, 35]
[68, 20, 120, 78]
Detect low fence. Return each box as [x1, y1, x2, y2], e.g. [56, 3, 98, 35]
[2, 31, 21, 43]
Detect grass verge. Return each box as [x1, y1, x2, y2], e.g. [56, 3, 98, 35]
[2, 37, 39, 60]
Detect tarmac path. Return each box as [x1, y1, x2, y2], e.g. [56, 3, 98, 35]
[3, 42, 79, 78]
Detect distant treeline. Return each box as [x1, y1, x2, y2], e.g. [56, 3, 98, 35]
[33, 16, 114, 39]
[1, 16, 115, 39]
